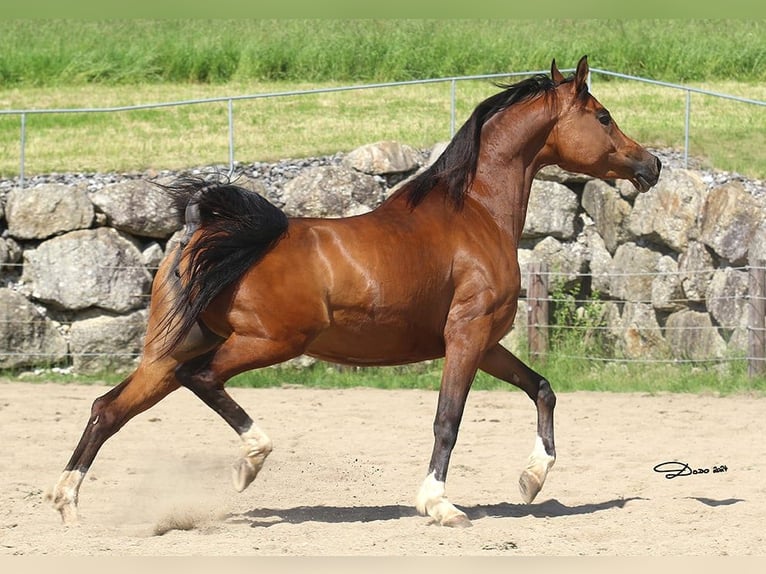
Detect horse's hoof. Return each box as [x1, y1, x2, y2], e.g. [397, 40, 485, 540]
[519, 469, 543, 504]
[442, 513, 473, 528]
[60, 505, 80, 526]
[51, 499, 80, 526]
[231, 458, 257, 492]
[47, 490, 79, 525]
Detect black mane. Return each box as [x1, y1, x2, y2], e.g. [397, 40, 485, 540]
[405, 74, 559, 208]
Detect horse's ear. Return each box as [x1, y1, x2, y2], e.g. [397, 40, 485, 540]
[574, 55, 589, 94]
[551, 58, 565, 84]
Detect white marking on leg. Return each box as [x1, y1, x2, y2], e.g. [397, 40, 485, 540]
[519, 435, 556, 504]
[415, 471, 470, 526]
[49, 470, 85, 525]
[231, 423, 273, 492]
[240, 423, 273, 460]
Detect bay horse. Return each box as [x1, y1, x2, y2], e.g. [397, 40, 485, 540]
[50, 56, 660, 528]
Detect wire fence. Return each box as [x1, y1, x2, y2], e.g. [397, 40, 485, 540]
[2, 67, 765, 188]
[1, 68, 765, 377]
[1, 262, 764, 375]
[522, 263, 766, 377]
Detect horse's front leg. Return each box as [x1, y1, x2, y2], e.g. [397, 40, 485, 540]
[415, 321, 490, 528]
[479, 343, 556, 503]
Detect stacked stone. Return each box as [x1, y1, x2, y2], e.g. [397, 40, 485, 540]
[0, 142, 763, 373]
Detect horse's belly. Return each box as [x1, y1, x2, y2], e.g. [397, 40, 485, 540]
[306, 317, 444, 366]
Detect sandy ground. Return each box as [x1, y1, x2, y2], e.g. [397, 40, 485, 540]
[0, 380, 764, 556]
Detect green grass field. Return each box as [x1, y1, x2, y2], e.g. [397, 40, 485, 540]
[1, 19, 764, 179]
[2, 76, 765, 179]
[2, 20, 764, 85]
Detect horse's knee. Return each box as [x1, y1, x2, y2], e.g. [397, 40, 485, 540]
[538, 380, 556, 410]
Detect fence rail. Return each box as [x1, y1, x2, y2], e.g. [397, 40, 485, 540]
[2, 68, 765, 188]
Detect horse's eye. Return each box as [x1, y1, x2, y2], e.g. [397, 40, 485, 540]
[597, 111, 612, 126]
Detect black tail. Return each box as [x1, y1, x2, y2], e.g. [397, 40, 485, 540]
[154, 176, 289, 357]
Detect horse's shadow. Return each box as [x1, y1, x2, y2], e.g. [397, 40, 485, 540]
[227, 497, 644, 527]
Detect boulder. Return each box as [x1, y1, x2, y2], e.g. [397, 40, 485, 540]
[21, 227, 152, 313]
[531, 236, 587, 291]
[627, 168, 705, 253]
[281, 165, 385, 217]
[615, 178, 640, 201]
[748, 221, 766, 264]
[665, 309, 726, 360]
[535, 164, 592, 186]
[141, 242, 165, 272]
[499, 299, 528, 356]
[69, 310, 148, 374]
[704, 266, 750, 355]
[700, 180, 764, 264]
[0, 237, 23, 271]
[0, 288, 68, 369]
[609, 243, 661, 303]
[581, 179, 633, 254]
[706, 267, 749, 333]
[518, 248, 533, 295]
[523, 180, 579, 240]
[343, 141, 422, 175]
[581, 224, 613, 296]
[426, 142, 449, 167]
[678, 241, 715, 302]
[605, 302, 668, 359]
[651, 255, 684, 312]
[5, 184, 93, 240]
[90, 179, 181, 239]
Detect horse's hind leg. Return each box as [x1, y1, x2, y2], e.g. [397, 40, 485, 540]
[173, 333, 306, 494]
[49, 360, 181, 524]
[479, 343, 556, 504]
[174, 350, 271, 493]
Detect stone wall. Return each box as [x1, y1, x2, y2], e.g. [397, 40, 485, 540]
[1, 141, 764, 374]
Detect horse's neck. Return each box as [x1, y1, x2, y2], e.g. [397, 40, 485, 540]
[469, 107, 555, 244]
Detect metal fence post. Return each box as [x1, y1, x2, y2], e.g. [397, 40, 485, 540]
[20, 113, 26, 189]
[228, 98, 235, 176]
[450, 78, 456, 138]
[684, 90, 691, 169]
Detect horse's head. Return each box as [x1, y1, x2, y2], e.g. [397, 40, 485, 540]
[544, 56, 661, 192]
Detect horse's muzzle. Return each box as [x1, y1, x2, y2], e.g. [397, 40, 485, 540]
[632, 154, 662, 192]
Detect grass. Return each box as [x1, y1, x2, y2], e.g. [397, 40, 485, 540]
[594, 79, 766, 177]
[2, 20, 764, 178]
[2, 77, 765, 179]
[6, 356, 764, 396]
[1, 20, 764, 86]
